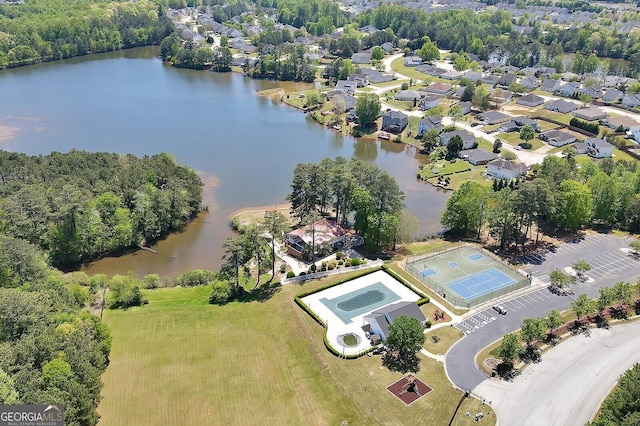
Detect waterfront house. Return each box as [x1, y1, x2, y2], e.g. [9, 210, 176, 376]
[459, 148, 497, 166]
[441, 130, 476, 150]
[381, 111, 409, 133]
[418, 115, 443, 137]
[486, 159, 527, 179]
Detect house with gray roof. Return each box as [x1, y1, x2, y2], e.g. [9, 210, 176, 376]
[326, 90, 356, 111]
[336, 80, 357, 94]
[520, 76, 539, 91]
[544, 99, 578, 113]
[487, 159, 527, 179]
[425, 82, 454, 96]
[541, 78, 560, 93]
[361, 68, 393, 83]
[381, 42, 394, 53]
[539, 129, 576, 147]
[440, 130, 476, 149]
[572, 107, 607, 122]
[441, 70, 463, 80]
[362, 301, 427, 340]
[498, 73, 517, 88]
[418, 95, 440, 111]
[458, 149, 497, 166]
[404, 56, 422, 67]
[418, 115, 443, 137]
[348, 73, 370, 87]
[395, 90, 422, 101]
[464, 71, 482, 82]
[481, 75, 500, 86]
[604, 116, 640, 130]
[516, 93, 544, 107]
[622, 94, 640, 108]
[559, 81, 581, 97]
[352, 51, 371, 64]
[478, 111, 509, 125]
[602, 88, 623, 103]
[381, 111, 409, 133]
[585, 137, 613, 158]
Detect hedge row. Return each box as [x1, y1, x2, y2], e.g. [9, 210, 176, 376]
[569, 117, 599, 135]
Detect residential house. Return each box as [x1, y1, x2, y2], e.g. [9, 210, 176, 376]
[478, 111, 509, 125]
[326, 90, 356, 111]
[537, 67, 556, 78]
[544, 99, 577, 113]
[458, 149, 497, 166]
[425, 82, 454, 96]
[541, 78, 561, 93]
[486, 159, 528, 179]
[395, 90, 422, 102]
[481, 75, 500, 86]
[539, 129, 576, 147]
[464, 71, 482, 82]
[335, 80, 357, 94]
[381, 111, 409, 133]
[604, 116, 640, 130]
[559, 81, 581, 97]
[347, 73, 370, 87]
[361, 68, 393, 83]
[381, 42, 394, 53]
[580, 86, 602, 99]
[519, 67, 538, 76]
[440, 130, 476, 150]
[441, 70, 463, 80]
[572, 141, 589, 154]
[456, 101, 472, 115]
[404, 56, 422, 67]
[499, 121, 520, 133]
[521, 76, 539, 91]
[585, 137, 614, 158]
[622, 94, 640, 108]
[602, 88, 623, 103]
[418, 115, 443, 137]
[572, 107, 608, 122]
[629, 125, 640, 143]
[418, 95, 440, 111]
[516, 93, 544, 107]
[490, 89, 513, 105]
[363, 301, 427, 341]
[498, 73, 517, 88]
[351, 52, 371, 64]
[513, 116, 540, 131]
[284, 220, 346, 259]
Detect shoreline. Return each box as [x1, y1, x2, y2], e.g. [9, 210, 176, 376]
[226, 202, 291, 220]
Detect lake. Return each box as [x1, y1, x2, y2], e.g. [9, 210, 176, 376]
[0, 47, 449, 277]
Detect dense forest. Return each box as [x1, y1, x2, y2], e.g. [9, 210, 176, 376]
[0, 0, 172, 68]
[442, 155, 640, 251]
[591, 363, 640, 426]
[0, 150, 203, 268]
[0, 235, 111, 425]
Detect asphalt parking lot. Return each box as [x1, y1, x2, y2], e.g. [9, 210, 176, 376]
[446, 233, 640, 392]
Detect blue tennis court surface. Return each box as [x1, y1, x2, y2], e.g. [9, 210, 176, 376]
[421, 269, 436, 277]
[447, 268, 516, 300]
[448, 262, 458, 268]
[468, 253, 484, 261]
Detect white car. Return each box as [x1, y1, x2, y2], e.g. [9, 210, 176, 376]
[492, 305, 507, 315]
[514, 145, 522, 151]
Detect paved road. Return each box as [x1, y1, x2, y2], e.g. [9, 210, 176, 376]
[445, 233, 640, 392]
[474, 320, 640, 426]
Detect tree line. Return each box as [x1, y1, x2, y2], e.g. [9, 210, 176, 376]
[0, 150, 203, 268]
[0, 235, 111, 425]
[442, 155, 640, 251]
[0, 0, 172, 68]
[287, 157, 406, 251]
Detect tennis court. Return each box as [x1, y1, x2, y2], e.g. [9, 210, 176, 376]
[406, 245, 530, 308]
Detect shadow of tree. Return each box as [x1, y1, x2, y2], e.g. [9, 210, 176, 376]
[236, 282, 282, 303]
[382, 351, 421, 374]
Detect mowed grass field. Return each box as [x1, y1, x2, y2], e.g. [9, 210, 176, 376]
[98, 275, 492, 425]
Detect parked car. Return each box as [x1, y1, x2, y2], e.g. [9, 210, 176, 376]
[492, 305, 507, 315]
[514, 145, 522, 151]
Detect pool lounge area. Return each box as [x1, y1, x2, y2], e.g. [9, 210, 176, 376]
[301, 270, 423, 356]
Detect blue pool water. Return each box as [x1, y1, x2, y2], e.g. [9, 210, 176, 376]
[320, 282, 402, 324]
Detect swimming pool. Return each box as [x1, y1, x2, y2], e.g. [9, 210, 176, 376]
[319, 281, 401, 324]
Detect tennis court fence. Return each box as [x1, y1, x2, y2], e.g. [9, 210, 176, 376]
[405, 244, 531, 309]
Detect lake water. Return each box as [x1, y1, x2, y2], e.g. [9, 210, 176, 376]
[0, 47, 449, 277]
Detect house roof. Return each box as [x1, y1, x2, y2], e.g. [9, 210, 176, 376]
[488, 159, 527, 172]
[541, 129, 574, 143]
[459, 148, 496, 163]
[427, 82, 453, 92]
[602, 88, 623, 102]
[383, 110, 409, 120]
[544, 99, 577, 112]
[541, 79, 560, 91]
[420, 115, 443, 127]
[585, 137, 613, 149]
[607, 116, 639, 129]
[371, 301, 426, 323]
[442, 129, 475, 143]
[513, 116, 538, 127]
[573, 107, 607, 121]
[516, 93, 544, 105]
[286, 220, 346, 246]
[362, 313, 390, 338]
[479, 111, 509, 121]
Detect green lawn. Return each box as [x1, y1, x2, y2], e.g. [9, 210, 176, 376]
[98, 277, 490, 425]
[370, 80, 403, 89]
[420, 159, 472, 179]
[531, 109, 573, 125]
[282, 89, 324, 109]
[424, 326, 465, 355]
[390, 57, 432, 82]
[426, 166, 489, 190]
[496, 132, 544, 150]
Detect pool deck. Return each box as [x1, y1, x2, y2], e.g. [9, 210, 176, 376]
[301, 270, 422, 356]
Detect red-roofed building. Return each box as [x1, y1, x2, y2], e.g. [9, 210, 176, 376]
[285, 220, 347, 260]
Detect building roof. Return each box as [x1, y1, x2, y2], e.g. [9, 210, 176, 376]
[541, 129, 574, 143]
[541, 78, 560, 91]
[516, 93, 544, 105]
[371, 301, 426, 324]
[459, 148, 496, 163]
[573, 107, 608, 121]
[441, 129, 476, 143]
[286, 220, 346, 246]
[544, 99, 577, 112]
[427, 82, 453, 92]
[383, 110, 409, 120]
[488, 159, 527, 173]
[607, 116, 639, 129]
[362, 313, 390, 338]
[479, 111, 509, 122]
[585, 137, 613, 149]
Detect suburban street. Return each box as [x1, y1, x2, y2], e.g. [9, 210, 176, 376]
[445, 233, 640, 392]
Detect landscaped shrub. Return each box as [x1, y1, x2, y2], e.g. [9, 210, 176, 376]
[519, 142, 532, 150]
[280, 264, 287, 274]
[327, 263, 335, 270]
[336, 251, 344, 260]
[174, 269, 217, 287]
[338, 259, 344, 265]
[425, 319, 432, 328]
[208, 279, 234, 305]
[570, 117, 599, 135]
[286, 271, 295, 278]
[345, 259, 352, 267]
[299, 271, 306, 276]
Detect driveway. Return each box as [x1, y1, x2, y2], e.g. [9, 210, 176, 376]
[474, 320, 640, 426]
[445, 233, 640, 392]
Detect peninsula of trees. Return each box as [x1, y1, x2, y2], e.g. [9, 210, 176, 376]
[0, 150, 203, 267]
